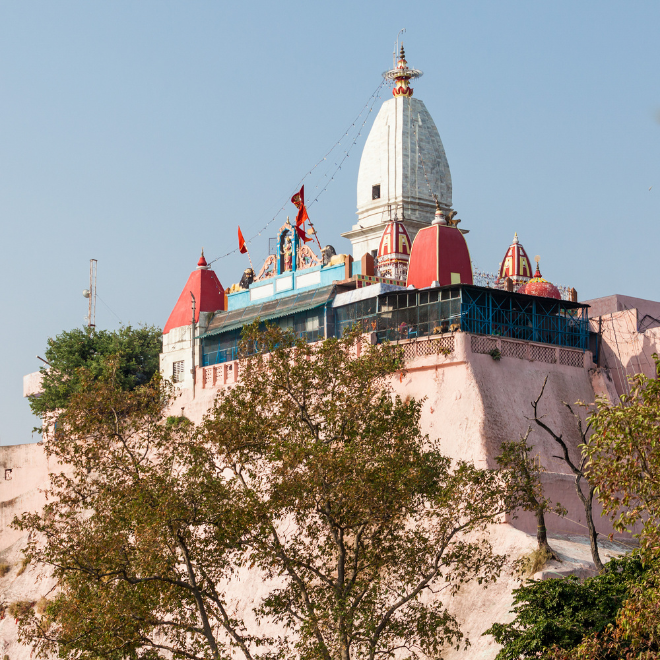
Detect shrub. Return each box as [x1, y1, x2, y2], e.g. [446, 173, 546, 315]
[0, 563, 10, 577]
[35, 597, 49, 615]
[16, 557, 30, 576]
[516, 546, 553, 578]
[7, 600, 34, 619]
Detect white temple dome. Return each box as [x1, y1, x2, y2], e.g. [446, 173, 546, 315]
[342, 48, 452, 262]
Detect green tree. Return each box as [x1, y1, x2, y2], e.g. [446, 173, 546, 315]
[29, 325, 162, 422]
[15, 326, 513, 660]
[201, 325, 511, 660]
[585, 355, 660, 554]
[483, 554, 647, 660]
[15, 361, 263, 660]
[496, 426, 566, 560]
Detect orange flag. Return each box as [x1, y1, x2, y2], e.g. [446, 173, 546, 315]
[238, 226, 247, 254]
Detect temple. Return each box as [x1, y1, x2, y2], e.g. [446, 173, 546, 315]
[8, 44, 660, 659]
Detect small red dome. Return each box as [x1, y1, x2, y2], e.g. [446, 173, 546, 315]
[498, 233, 533, 285]
[517, 261, 561, 300]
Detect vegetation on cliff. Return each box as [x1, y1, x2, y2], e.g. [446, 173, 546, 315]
[14, 326, 513, 660]
[28, 325, 162, 423]
[487, 355, 660, 659]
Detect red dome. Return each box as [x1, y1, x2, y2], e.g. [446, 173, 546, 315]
[517, 262, 561, 300]
[498, 233, 533, 284]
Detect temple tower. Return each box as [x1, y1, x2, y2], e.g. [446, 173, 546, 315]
[342, 46, 452, 262]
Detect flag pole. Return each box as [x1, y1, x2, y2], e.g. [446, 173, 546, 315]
[237, 226, 254, 271]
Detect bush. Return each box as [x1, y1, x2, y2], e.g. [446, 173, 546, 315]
[0, 562, 10, 577]
[35, 597, 49, 615]
[7, 600, 34, 618]
[484, 554, 647, 659]
[16, 557, 29, 576]
[516, 547, 553, 578]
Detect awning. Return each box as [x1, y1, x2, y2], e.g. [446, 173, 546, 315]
[200, 285, 336, 338]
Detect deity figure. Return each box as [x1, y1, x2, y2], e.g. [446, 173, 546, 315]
[284, 234, 293, 272]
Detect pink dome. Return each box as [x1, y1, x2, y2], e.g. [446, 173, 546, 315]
[517, 261, 561, 300]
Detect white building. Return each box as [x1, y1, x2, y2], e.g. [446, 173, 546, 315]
[342, 46, 453, 262]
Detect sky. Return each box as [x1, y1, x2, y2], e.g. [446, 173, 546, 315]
[0, 1, 658, 445]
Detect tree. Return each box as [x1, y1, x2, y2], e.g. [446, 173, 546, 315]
[483, 554, 647, 660]
[543, 564, 660, 659]
[496, 427, 566, 560]
[584, 355, 660, 554]
[29, 325, 162, 421]
[16, 326, 512, 660]
[530, 378, 604, 571]
[14, 361, 263, 660]
[200, 325, 511, 660]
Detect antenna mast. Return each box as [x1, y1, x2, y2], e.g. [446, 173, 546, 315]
[88, 259, 97, 328]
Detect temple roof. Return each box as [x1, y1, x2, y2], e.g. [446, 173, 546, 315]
[163, 251, 225, 334]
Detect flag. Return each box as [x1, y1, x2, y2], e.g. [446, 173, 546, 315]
[292, 185, 310, 227]
[297, 225, 313, 243]
[291, 185, 304, 209]
[238, 226, 247, 254]
[296, 205, 309, 227]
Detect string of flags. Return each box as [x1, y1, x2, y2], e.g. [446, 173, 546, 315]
[207, 80, 386, 268]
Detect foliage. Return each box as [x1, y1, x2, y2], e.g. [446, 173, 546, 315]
[484, 554, 647, 659]
[35, 597, 49, 616]
[29, 325, 162, 423]
[8, 600, 35, 619]
[0, 562, 10, 577]
[200, 323, 511, 660]
[543, 562, 660, 659]
[14, 326, 512, 660]
[585, 355, 660, 554]
[489, 348, 502, 361]
[496, 427, 566, 560]
[17, 556, 30, 576]
[14, 360, 262, 660]
[516, 547, 554, 579]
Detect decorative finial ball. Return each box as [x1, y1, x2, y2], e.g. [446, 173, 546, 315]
[535, 255, 540, 264]
[82, 289, 90, 299]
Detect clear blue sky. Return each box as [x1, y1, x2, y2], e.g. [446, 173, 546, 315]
[1, 1, 658, 445]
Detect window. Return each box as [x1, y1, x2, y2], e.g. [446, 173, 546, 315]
[172, 360, 185, 383]
[305, 315, 320, 332]
[4, 469, 12, 481]
[372, 184, 381, 200]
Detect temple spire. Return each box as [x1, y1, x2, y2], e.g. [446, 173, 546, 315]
[382, 44, 422, 98]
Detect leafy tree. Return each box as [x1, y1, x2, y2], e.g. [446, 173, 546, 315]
[15, 361, 263, 660]
[29, 325, 162, 422]
[544, 564, 660, 659]
[585, 355, 660, 554]
[200, 324, 511, 660]
[531, 378, 603, 571]
[496, 426, 566, 560]
[483, 554, 647, 659]
[16, 326, 512, 660]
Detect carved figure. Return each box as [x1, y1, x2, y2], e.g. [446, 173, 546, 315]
[298, 244, 322, 270]
[239, 268, 255, 290]
[256, 255, 276, 281]
[284, 235, 293, 272]
[321, 245, 336, 266]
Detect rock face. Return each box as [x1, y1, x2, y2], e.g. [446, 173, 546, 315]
[2, 333, 630, 658]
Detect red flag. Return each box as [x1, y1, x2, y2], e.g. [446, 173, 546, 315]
[296, 205, 309, 227]
[296, 225, 313, 243]
[291, 185, 304, 209]
[238, 226, 247, 254]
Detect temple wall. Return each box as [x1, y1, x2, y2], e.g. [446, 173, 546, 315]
[0, 442, 50, 551]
